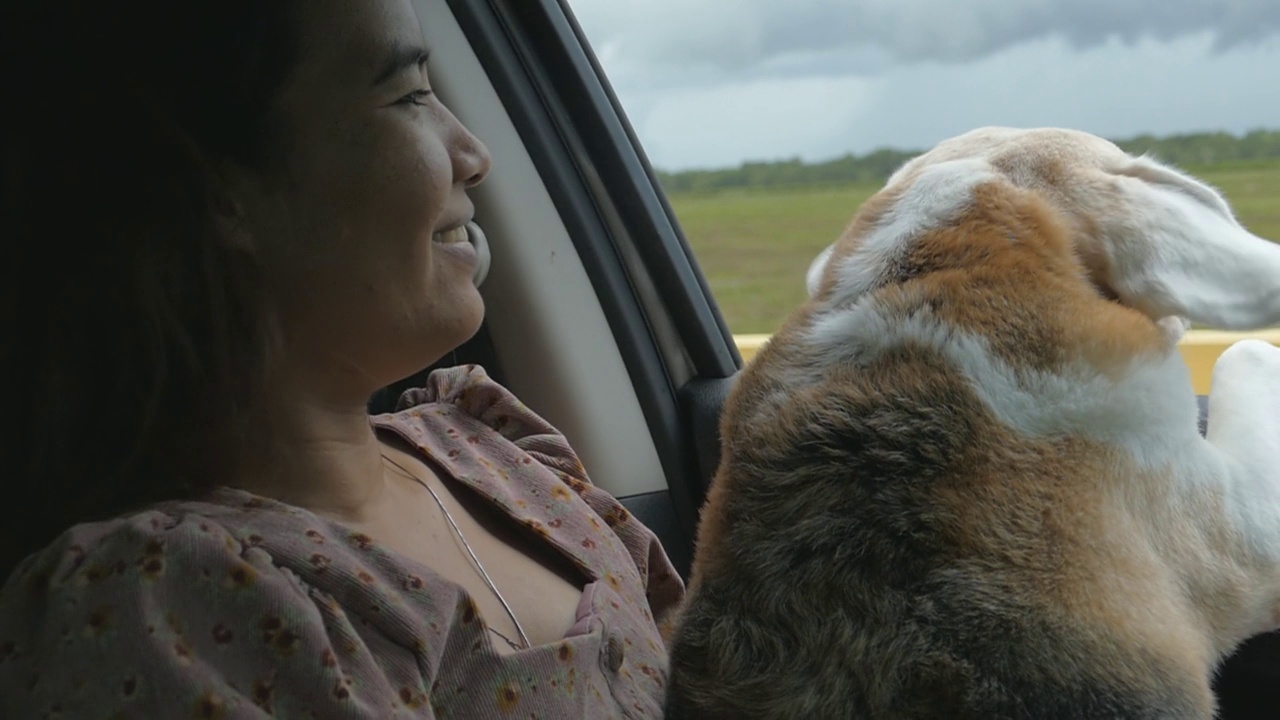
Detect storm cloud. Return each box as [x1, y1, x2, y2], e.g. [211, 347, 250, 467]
[571, 0, 1280, 85]
[565, 0, 1280, 170]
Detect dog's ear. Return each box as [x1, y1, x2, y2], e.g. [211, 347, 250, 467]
[1090, 156, 1280, 330]
[806, 245, 835, 298]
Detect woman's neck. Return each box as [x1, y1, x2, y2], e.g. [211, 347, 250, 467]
[232, 361, 392, 522]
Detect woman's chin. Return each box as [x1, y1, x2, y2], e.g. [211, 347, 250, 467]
[457, 291, 486, 342]
[434, 288, 486, 352]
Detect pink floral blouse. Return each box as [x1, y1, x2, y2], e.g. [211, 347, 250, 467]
[0, 366, 685, 718]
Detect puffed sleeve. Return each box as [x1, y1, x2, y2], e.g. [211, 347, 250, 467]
[0, 511, 431, 719]
[398, 365, 686, 628]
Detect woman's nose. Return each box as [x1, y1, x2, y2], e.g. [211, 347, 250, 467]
[453, 121, 492, 189]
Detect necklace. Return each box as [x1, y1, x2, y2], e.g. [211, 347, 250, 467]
[380, 453, 531, 651]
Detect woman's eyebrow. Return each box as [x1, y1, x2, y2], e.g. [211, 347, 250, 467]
[372, 45, 430, 86]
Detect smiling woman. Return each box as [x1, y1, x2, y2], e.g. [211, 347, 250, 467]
[0, 1, 681, 717]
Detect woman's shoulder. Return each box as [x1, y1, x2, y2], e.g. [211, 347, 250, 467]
[0, 490, 477, 619]
[0, 502, 324, 663]
[0, 500, 444, 717]
[4, 503, 266, 599]
[2, 492, 339, 604]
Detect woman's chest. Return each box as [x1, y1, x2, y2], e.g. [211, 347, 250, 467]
[353, 470, 591, 653]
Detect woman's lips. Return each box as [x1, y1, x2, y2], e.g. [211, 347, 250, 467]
[465, 221, 491, 286]
[431, 221, 490, 287]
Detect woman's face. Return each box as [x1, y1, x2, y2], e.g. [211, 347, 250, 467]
[244, 0, 492, 394]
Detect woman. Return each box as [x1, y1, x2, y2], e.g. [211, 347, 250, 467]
[0, 1, 683, 717]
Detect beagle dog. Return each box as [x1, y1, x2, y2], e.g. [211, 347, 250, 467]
[665, 127, 1280, 719]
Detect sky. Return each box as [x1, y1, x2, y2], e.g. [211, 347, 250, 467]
[565, 0, 1280, 171]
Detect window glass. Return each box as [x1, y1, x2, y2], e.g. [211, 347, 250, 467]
[567, 0, 1280, 336]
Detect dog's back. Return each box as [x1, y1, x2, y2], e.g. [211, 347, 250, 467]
[665, 128, 1280, 719]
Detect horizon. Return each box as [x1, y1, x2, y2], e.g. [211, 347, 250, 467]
[652, 126, 1280, 176]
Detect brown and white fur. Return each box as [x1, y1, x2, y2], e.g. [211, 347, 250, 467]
[664, 127, 1280, 719]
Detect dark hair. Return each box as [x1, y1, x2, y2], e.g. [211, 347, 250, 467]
[1, 1, 301, 578]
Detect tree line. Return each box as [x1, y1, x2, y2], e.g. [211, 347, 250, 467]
[655, 128, 1280, 195]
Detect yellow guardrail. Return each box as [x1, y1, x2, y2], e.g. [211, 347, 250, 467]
[733, 329, 1280, 396]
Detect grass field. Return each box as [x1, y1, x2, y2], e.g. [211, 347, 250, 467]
[671, 159, 1280, 334]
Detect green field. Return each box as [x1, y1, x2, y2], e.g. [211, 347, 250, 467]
[671, 159, 1280, 335]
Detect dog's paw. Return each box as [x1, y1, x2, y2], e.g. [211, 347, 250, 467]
[1217, 338, 1280, 371]
[1157, 316, 1191, 345]
[1213, 339, 1280, 399]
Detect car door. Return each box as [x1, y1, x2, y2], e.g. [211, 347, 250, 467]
[403, 0, 1279, 717]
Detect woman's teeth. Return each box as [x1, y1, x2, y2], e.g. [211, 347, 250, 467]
[432, 226, 469, 245]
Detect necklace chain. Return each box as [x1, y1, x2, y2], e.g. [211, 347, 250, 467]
[380, 453, 531, 651]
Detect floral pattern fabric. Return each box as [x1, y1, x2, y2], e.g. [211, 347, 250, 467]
[0, 366, 684, 719]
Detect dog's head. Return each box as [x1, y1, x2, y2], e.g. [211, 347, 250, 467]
[805, 127, 1280, 332]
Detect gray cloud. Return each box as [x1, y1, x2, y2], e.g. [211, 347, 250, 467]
[571, 0, 1280, 84]
[564, 0, 1280, 172]
[613, 32, 1280, 170]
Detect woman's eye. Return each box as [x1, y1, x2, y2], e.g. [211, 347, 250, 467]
[398, 89, 434, 107]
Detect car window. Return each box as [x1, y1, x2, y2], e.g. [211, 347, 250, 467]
[565, 0, 1280, 387]
[416, 0, 750, 575]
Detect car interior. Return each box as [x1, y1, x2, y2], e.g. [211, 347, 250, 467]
[367, 0, 1278, 716]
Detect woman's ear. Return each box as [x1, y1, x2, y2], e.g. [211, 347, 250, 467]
[210, 161, 267, 254]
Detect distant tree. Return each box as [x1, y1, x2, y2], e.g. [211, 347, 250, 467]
[656, 129, 1280, 194]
